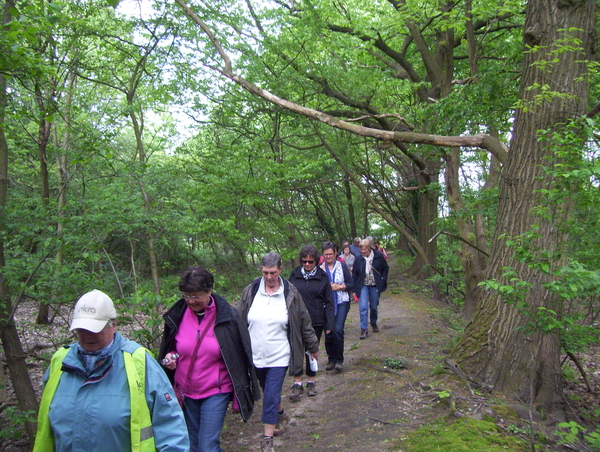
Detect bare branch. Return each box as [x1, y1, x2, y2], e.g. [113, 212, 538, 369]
[175, 1, 509, 164]
[173, 0, 232, 73]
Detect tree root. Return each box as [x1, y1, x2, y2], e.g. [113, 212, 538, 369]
[565, 352, 594, 393]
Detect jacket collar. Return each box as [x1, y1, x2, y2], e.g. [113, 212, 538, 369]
[164, 293, 231, 325]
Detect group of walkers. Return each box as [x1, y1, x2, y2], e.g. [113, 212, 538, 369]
[35, 237, 388, 452]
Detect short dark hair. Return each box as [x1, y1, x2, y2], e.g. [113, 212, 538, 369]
[299, 244, 319, 260]
[262, 252, 282, 268]
[179, 266, 214, 293]
[322, 240, 338, 254]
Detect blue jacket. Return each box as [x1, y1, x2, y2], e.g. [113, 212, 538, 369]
[44, 332, 189, 452]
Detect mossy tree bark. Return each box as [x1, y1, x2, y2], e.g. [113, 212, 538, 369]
[455, 0, 597, 409]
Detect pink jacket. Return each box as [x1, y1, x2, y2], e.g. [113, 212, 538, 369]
[172, 301, 234, 400]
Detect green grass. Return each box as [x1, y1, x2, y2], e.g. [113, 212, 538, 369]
[393, 418, 530, 452]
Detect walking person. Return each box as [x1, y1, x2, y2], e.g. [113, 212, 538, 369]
[158, 266, 259, 452]
[34, 290, 190, 452]
[353, 238, 390, 339]
[338, 241, 350, 258]
[238, 252, 320, 452]
[288, 244, 335, 400]
[349, 237, 362, 258]
[341, 243, 355, 272]
[320, 241, 354, 373]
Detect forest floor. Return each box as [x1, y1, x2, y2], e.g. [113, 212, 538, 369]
[3, 253, 600, 451]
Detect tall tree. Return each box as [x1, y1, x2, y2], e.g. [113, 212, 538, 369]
[455, 0, 597, 409]
[0, 0, 41, 442]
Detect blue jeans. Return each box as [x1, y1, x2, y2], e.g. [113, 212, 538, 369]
[325, 302, 350, 363]
[183, 392, 232, 452]
[255, 366, 288, 425]
[359, 285, 380, 330]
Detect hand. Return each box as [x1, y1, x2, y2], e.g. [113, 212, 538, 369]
[325, 330, 332, 335]
[331, 283, 345, 291]
[162, 353, 179, 370]
[311, 351, 320, 359]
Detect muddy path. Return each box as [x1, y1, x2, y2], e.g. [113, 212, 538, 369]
[221, 258, 463, 451]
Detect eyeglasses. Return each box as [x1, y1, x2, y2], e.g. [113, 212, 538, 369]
[182, 293, 208, 302]
[323, 253, 335, 257]
[301, 260, 315, 264]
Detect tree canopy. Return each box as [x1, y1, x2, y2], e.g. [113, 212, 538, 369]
[0, 0, 599, 446]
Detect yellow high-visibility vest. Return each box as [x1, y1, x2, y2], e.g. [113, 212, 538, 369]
[33, 345, 155, 452]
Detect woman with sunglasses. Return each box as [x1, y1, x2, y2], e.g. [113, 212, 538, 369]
[158, 266, 259, 452]
[288, 244, 335, 401]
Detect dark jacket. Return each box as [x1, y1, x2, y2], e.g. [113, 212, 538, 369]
[352, 249, 389, 293]
[288, 266, 335, 332]
[238, 277, 319, 377]
[158, 294, 259, 422]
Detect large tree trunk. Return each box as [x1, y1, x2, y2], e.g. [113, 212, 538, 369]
[0, 2, 39, 441]
[455, 0, 596, 410]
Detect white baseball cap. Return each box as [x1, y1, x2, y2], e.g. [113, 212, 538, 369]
[69, 290, 117, 333]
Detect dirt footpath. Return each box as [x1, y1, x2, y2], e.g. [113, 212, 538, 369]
[221, 265, 461, 451]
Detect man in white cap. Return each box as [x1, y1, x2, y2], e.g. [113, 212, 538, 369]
[33, 290, 190, 452]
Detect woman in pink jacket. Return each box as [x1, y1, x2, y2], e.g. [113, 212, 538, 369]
[159, 266, 259, 452]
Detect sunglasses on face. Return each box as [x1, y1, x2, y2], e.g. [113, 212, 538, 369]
[301, 260, 315, 264]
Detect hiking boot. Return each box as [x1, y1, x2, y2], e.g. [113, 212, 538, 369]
[334, 363, 343, 373]
[360, 328, 368, 339]
[273, 411, 290, 436]
[371, 323, 379, 333]
[325, 362, 335, 371]
[289, 383, 304, 402]
[306, 381, 317, 397]
[260, 436, 275, 452]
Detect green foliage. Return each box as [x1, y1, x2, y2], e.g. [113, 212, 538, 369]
[383, 356, 405, 370]
[557, 421, 600, 451]
[0, 408, 36, 441]
[436, 390, 451, 399]
[118, 289, 176, 351]
[0, 2, 597, 439]
[479, 266, 532, 308]
[476, 116, 600, 357]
